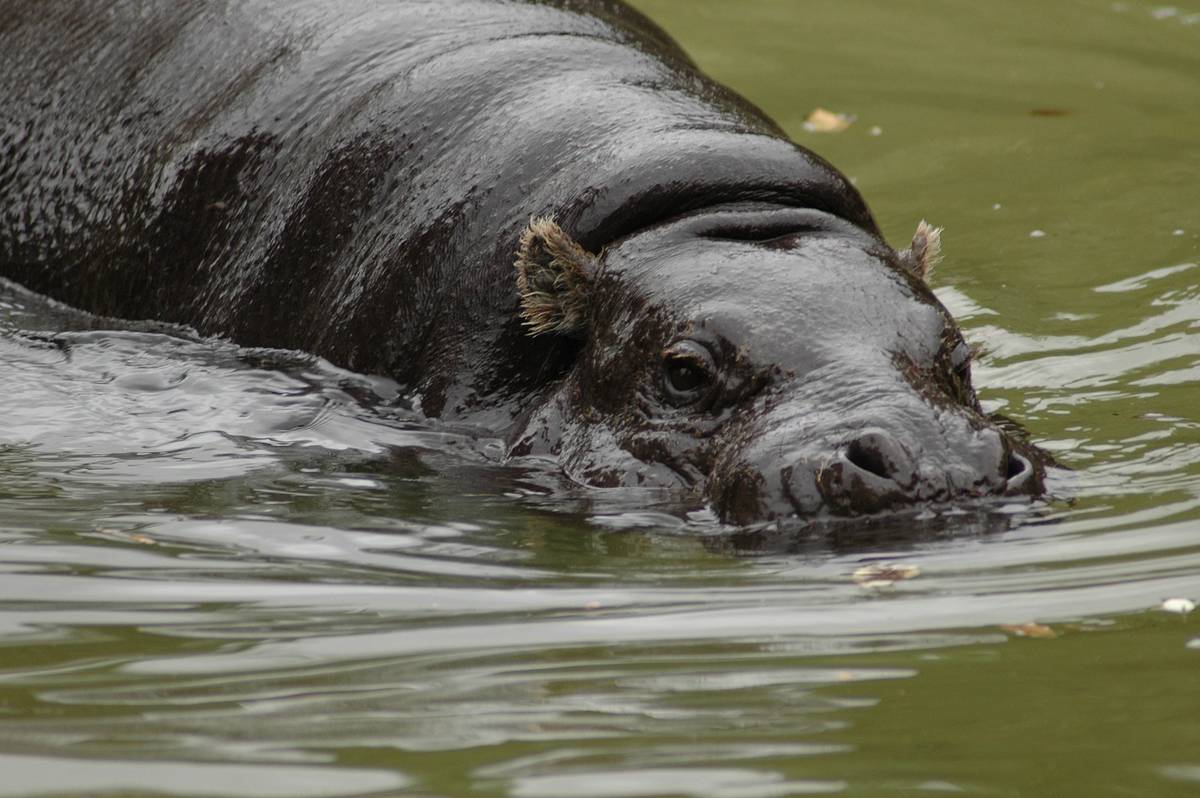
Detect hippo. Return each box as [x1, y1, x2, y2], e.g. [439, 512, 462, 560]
[0, 0, 1044, 525]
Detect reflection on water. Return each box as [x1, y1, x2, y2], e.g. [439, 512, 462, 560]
[1, 0, 1198, 796]
[0, 755, 409, 798]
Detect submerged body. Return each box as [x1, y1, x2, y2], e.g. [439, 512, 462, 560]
[0, 0, 1043, 524]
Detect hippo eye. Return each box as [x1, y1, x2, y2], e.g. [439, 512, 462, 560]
[667, 360, 706, 393]
[662, 341, 715, 403]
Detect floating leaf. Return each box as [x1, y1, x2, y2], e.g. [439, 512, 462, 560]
[1000, 622, 1058, 639]
[852, 563, 920, 589]
[803, 107, 853, 133]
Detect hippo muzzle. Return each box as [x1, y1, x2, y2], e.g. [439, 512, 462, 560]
[706, 368, 1041, 524]
[507, 204, 1045, 526]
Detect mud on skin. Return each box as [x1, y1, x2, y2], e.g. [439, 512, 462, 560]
[0, 0, 1046, 528]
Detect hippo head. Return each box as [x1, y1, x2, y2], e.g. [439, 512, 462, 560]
[507, 207, 1043, 526]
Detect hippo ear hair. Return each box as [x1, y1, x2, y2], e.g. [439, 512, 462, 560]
[515, 216, 597, 336]
[896, 220, 944, 282]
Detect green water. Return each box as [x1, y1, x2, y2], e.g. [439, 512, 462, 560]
[1, 1, 1198, 796]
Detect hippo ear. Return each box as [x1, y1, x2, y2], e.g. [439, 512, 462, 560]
[896, 220, 943, 281]
[515, 216, 598, 336]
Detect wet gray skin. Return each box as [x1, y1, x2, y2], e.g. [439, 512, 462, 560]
[508, 205, 1041, 525]
[0, 0, 1045, 528]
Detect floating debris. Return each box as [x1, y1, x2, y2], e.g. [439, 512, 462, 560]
[1000, 622, 1058, 639]
[94, 526, 157, 545]
[1160, 597, 1195, 615]
[852, 563, 921, 589]
[1029, 230, 1047, 238]
[869, 126, 883, 137]
[803, 107, 853, 133]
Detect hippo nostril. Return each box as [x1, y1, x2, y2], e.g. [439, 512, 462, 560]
[843, 431, 914, 486]
[814, 431, 915, 514]
[1005, 453, 1035, 493]
[845, 438, 892, 481]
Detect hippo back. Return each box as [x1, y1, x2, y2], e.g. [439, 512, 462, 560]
[0, 0, 871, 418]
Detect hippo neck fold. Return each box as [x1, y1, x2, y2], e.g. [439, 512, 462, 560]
[560, 132, 882, 256]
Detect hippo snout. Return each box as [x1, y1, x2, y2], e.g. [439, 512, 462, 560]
[813, 426, 1022, 513]
[709, 410, 1042, 526]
